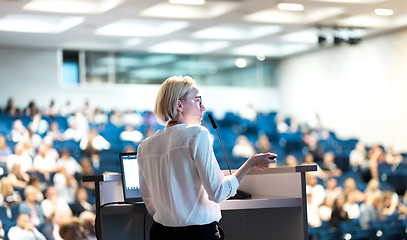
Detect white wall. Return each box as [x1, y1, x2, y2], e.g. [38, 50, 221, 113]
[278, 29, 407, 153]
[0, 46, 280, 120]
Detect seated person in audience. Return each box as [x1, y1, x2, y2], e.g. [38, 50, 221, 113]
[42, 100, 60, 117]
[25, 101, 39, 117]
[329, 195, 349, 228]
[343, 177, 365, 203]
[384, 145, 403, 165]
[143, 110, 157, 127]
[359, 195, 384, 230]
[144, 126, 155, 138]
[79, 128, 110, 157]
[8, 163, 29, 190]
[306, 174, 326, 206]
[239, 104, 257, 122]
[60, 100, 74, 117]
[41, 211, 65, 240]
[5, 97, 18, 117]
[18, 186, 45, 227]
[67, 111, 89, 140]
[24, 131, 41, 158]
[7, 213, 46, 240]
[47, 122, 65, 142]
[289, 117, 299, 133]
[28, 113, 49, 136]
[56, 149, 82, 176]
[79, 211, 96, 240]
[82, 100, 94, 121]
[54, 169, 78, 204]
[0, 219, 5, 239]
[364, 178, 382, 205]
[7, 143, 33, 172]
[349, 142, 368, 170]
[324, 178, 343, 200]
[275, 113, 288, 133]
[255, 134, 272, 153]
[301, 153, 328, 180]
[41, 186, 73, 221]
[70, 188, 94, 217]
[320, 152, 342, 178]
[58, 217, 82, 240]
[307, 193, 322, 228]
[91, 108, 108, 126]
[232, 135, 256, 159]
[119, 125, 144, 144]
[343, 191, 361, 219]
[123, 109, 144, 127]
[33, 144, 57, 182]
[77, 158, 95, 190]
[123, 145, 136, 153]
[109, 109, 125, 127]
[64, 122, 86, 142]
[0, 177, 22, 207]
[44, 137, 60, 160]
[0, 134, 11, 163]
[319, 197, 334, 222]
[382, 190, 399, 219]
[368, 145, 385, 180]
[28, 174, 45, 203]
[10, 119, 29, 143]
[285, 155, 298, 167]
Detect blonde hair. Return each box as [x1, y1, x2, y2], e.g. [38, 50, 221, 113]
[59, 217, 81, 238]
[154, 76, 195, 125]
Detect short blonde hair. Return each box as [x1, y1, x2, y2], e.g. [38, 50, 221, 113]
[59, 217, 80, 238]
[155, 76, 195, 125]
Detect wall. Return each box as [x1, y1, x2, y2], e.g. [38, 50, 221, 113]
[0, 46, 280, 120]
[278, 29, 407, 153]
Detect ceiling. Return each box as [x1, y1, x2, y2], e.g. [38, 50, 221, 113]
[0, 0, 407, 58]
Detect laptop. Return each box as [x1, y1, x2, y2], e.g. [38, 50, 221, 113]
[118, 152, 143, 203]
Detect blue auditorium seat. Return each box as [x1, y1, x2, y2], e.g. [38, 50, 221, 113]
[54, 116, 69, 131]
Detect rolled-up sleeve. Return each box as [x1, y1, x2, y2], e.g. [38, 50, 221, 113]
[192, 129, 239, 203]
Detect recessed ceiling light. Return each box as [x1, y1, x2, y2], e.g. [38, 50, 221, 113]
[0, 14, 84, 33]
[375, 8, 393, 16]
[235, 58, 247, 68]
[256, 54, 266, 61]
[169, 0, 205, 5]
[140, 2, 238, 19]
[149, 40, 230, 54]
[278, 3, 304, 11]
[95, 19, 189, 37]
[192, 24, 282, 40]
[23, 0, 126, 14]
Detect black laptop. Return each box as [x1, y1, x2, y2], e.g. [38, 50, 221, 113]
[118, 152, 143, 203]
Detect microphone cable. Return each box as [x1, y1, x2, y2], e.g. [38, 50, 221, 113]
[95, 201, 146, 240]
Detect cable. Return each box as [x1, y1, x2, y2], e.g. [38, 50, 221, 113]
[94, 201, 129, 240]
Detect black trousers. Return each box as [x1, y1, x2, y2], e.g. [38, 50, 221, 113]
[150, 221, 224, 240]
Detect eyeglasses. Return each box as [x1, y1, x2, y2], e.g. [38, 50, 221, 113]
[180, 96, 203, 108]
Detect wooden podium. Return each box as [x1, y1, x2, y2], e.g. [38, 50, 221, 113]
[84, 165, 316, 240]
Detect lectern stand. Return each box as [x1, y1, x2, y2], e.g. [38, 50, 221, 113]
[84, 165, 316, 240]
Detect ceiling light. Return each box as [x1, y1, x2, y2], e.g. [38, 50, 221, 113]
[149, 40, 229, 54]
[23, 0, 126, 14]
[192, 24, 282, 40]
[278, 3, 304, 11]
[256, 54, 265, 61]
[169, 0, 205, 5]
[235, 58, 247, 68]
[95, 19, 188, 37]
[140, 2, 238, 19]
[375, 8, 393, 16]
[0, 14, 84, 33]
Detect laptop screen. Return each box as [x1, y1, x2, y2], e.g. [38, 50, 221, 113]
[118, 152, 143, 203]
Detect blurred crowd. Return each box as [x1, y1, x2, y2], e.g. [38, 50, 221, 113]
[1, 98, 407, 240]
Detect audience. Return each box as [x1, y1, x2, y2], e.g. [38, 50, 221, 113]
[18, 186, 45, 227]
[7, 213, 46, 240]
[3, 100, 407, 239]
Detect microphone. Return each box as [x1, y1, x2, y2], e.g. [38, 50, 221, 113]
[207, 114, 252, 199]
